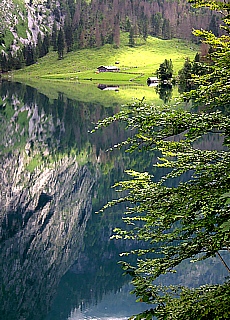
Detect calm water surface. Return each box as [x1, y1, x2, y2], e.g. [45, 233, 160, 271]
[0, 80, 229, 320]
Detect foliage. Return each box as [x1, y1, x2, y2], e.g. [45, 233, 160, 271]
[177, 54, 206, 93]
[156, 59, 173, 81]
[93, 1, 230, 318]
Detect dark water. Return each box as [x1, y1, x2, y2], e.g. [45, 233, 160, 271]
[0, 81, 229, 320]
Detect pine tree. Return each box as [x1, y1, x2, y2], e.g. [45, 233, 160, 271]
[178, 57, 193, 92]
[0, 53, 8, 72]
[23, 43, 36, 66]
[42, 32, 50, 56]
[64, 16, 73, 52]
[113, 16, 120, 47]
[142, 17, 148, 41]
[162, 18, 171, 40]
[37, 32, 43, 58]
[129, 26, 135, 47]
[209, 14, 219, 37]
[57, 28, 65, 59]
[51, 21, 58, 51]
[151, 13, 163, 37]
[67, 0, 75, 19]
[14, 49, 25, 70]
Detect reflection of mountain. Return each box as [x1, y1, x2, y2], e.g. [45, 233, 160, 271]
[0, 151, 95, 320]
[0, 81, 100, 320]
[0, 80, 144, 320]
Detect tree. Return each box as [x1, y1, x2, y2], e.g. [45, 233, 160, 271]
[129, 26, 135, 47]
[157, 59, 173, 82]
[36, 32, 43, 58]
[113, 16, 120, 48]
[67, 0, 76, 19]
[64, 14, 74, 52]
[151, 13, 163, 37]
[23, 42, 36, 66]
[42, 32, 50, 56]
[93, 1, 230, 319]
[0, 52, 8, 72]
[178, 57, 193, 92]
[57, 28, 65, 59]
[162, 18, 171, 40]
[156, 83, 173, 103]
[209, 14, 219, 36]
[51, 21, 58, 51]
[14, 49, 25, 70]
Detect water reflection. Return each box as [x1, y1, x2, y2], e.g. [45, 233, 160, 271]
[0, 80, 229, 320]
[0, 80, 149, 320]
[97, 84, 119, 91]
[155, 83, 173, 104]
[67, 284, 143, 320]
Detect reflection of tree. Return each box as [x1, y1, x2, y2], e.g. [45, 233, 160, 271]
[156, 83, 173, 104]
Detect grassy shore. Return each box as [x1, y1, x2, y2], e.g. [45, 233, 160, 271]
[11, 33, 199, 104]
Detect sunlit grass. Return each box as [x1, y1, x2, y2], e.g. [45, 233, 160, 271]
[14, 33, 198, 79]
[12, 33, 199, 104]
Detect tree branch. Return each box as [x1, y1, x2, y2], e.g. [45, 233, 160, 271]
[216, 251, 230, 273]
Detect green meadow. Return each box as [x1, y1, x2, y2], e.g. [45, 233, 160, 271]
[12, 33, 199, 104]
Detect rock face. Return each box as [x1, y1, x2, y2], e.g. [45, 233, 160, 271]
[0, 0, 60, 54]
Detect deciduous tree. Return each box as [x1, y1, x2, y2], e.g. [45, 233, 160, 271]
[157, 59, 173, 81]
[93, 1, 230, 319]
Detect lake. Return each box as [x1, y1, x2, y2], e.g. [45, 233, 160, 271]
[0, 80, 229, 320]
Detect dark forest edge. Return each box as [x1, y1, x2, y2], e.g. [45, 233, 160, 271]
[92, 0, 230, 319]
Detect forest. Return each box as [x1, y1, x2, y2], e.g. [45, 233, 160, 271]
[0, 0, 219, 71]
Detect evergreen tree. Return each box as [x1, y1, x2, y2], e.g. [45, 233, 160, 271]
[0, 52, 8, 72]
[142, 16, 148, 41]
[129, 26, 135, 47]
[51, 21, 58, 51]
[209, 14, 219, 37]
[23, 43, 36, 66]
[113, 16, 120, 48]
[37, 32, 43, 58]
[67, 0, 76, 19]
[162, 18, 171, 39]
[125, 17, 131, 32]
[42, 32, 50, 56]
[151, 13, 163, 37]
[178, 57, 193, 92]
[57, 28, 65, 59]
[14, 49, 25, 70]
[7, 52, 14, 70]
[64, 16, 73, 52]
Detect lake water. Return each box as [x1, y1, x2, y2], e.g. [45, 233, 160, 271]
[0, 80, 229, 320]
